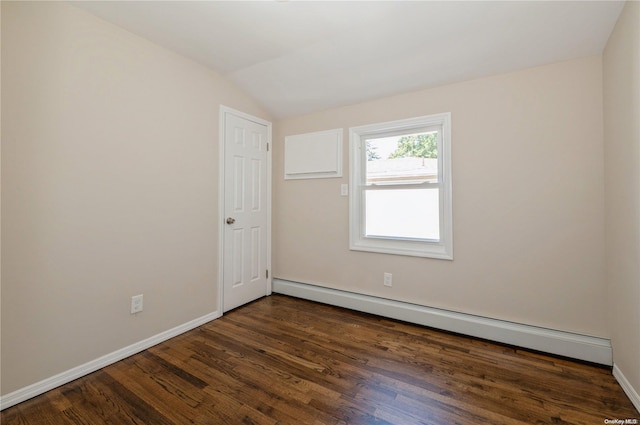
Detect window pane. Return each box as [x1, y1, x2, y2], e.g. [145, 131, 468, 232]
[365, 131, 438, 185]
[365, 188, 440, 240]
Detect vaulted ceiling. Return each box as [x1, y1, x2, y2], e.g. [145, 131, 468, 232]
[74, 1, 625, 118]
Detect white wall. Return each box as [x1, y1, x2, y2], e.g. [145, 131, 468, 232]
[1, 1, 269, 396]
[604, 0, 640, 407]
[274, 56, 607, 338]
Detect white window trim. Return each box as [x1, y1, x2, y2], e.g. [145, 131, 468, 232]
[349, 113, 453, 260]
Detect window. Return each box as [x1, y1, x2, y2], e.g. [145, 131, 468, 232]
[349, 113, 452, 259]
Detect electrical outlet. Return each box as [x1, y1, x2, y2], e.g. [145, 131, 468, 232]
[341, 184, 349, 196]
[131, 294, 143, 314]
[383, 273, 393, 287]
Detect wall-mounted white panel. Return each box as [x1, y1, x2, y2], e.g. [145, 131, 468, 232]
[284, 128, 342, 179]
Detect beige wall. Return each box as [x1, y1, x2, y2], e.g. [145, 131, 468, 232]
[1, 2, 269, 395]
[604, 0, 640, 400]
[274, 56, 607, 337]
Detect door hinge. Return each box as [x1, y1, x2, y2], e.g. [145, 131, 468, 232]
[267, 142, 270, 152]
[266, 270, 269, 279]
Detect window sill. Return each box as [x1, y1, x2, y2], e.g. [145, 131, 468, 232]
[349, 238, 453, 260]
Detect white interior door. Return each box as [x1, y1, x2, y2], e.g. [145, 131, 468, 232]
[222, 108, 271, 312]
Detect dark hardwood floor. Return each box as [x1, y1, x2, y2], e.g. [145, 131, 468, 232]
[2, 294, 638, 424]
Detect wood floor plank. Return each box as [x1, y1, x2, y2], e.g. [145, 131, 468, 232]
[2, 294, 638, 424]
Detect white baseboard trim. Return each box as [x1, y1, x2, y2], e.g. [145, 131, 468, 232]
[613, 364, 640, 413]
[0, 310, 221, 411]
[273, 279, 613, 366]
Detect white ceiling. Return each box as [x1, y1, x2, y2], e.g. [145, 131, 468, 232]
[73, 1, 625, 119]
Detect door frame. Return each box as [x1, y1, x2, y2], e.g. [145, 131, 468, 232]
[218, 105, 272, 315]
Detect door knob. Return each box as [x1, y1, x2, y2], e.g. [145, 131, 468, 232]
[226, 217, 236, 225]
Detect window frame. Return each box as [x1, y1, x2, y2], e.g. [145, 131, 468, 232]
[349, 113, 453, 259]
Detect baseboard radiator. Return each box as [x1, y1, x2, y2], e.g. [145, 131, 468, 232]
[275, 278, 640, 411]
[272, 278, 612, 365]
